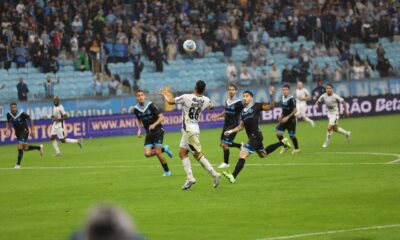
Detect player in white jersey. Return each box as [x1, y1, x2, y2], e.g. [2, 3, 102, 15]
[160, 80, 221, 190]
[50, 97, 83, 156]
[315, 84, 351, 148]
[295, 81, 315, 127]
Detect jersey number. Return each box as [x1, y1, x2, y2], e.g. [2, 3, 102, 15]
[188, 107, 201, 120]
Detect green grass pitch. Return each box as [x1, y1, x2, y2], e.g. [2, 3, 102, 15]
[0, 115, 399, 240]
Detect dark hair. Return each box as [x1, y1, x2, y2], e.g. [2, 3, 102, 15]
[195, 80, 206, 94]
[135, 89, 144, 95]
[243, 90, 253, 97]
[228, 84, 237, 90]
[10, 102, 17, 107]
[283, 84, 290, 89]
[326, 83, 333, 88]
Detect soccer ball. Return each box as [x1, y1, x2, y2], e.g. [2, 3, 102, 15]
[183, 39, 196, 53]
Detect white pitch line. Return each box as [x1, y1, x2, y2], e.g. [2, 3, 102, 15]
[313, 151, 400, 164]
[258, 223, 400, 240]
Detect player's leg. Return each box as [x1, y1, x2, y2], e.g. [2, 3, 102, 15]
[60, 127, 83, 148]
[300, 105, 315, 127]
[223, 146, 251, 183]
[333, 122, 351, 142]
[179, 131, 196, 190]
[50, 125, 61, 155]
[152, 132, 171, 176]
[323, 114, 337, 147]
[275, 123, 290, 154]
[288, 119, 300, 154]
[218, 129, 232, 168]
[16, 143, 24, 168]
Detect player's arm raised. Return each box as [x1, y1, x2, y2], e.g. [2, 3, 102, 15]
[224, 121, 244, 136]
[262, 85, 276, 111]
[159, 90, 176, 105]
[149, 114, 164, 130]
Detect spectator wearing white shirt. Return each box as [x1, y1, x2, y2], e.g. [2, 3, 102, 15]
[108, 76, 120, 96]
[240, 67, 252, 86]
[352, 61, 365, 80]
[70, 33, 79, 60]
[363, 61, 373, 78]
[269, 63, 281, 83]
[249, 63, 260, 84]
[226, 61, 238, 84]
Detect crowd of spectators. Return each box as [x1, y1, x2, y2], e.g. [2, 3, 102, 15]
[0, 0, 399, 86]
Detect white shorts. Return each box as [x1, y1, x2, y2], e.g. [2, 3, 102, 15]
[328, 113, 339, 126]
[51, 123, 66, 139]
[179, 130, 202, 153]
[296, 104, 308, 117]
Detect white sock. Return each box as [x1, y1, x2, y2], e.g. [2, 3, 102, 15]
[182, 157, 194, 180]
[304, 117, 314, 125]
[199, 156, 217, 176]
[65, 138, 78, 143]
[325, 131, 332, 142]
[337, 127, 347, 135]
[52, 140, 60, 154]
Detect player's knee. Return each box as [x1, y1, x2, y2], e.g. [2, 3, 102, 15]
[276, 133, 282, 137]
[193, 152, 201, 160]
[60, 139, 66, 143]
[144, 152, 152, 158]
[179, 151, 187, 159]
[220, 143, 228, 150]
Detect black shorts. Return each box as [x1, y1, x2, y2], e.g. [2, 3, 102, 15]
[276, 118, 296, 136]
[144, 128, 164, 148]
[243, 132, 265, 155]
[16, 128, 29, 144]
[220, 126, 238, 145]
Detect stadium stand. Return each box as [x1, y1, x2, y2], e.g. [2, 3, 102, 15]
[0, 0, 399, 102]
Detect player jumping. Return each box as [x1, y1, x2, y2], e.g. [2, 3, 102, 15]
[50, 97, 83, 156]
[134, 89, 173, 177]
[314, 84, 351, 148]
[160, 80, 221, 190]
[295, 81, 315, 127]
[222, 88, 291, 183]
[5, 103, 43, 169]
[211, 84, 244, 169]
[276, 84, 300, 154]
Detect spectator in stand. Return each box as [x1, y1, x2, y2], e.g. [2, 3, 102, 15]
[71, 14, 83, 33]
[70, 33, 79, 60]
[312, 80, 326, 101]
[282, 64, 292, 83]
[269, 63, 281, 83]
[16, 77, 29, 101]
[288, 47, 297, 59]
[195, 34, 206, 58]
[260, 69, 268, 85]
[341, 61, 351, 81]
[93, 73, 105, 97]
[260, 28, 269, 46]
[15, 42, 28, 68]
[75, 47, 90, 71]
[114, 39, 129, 63]
[108, 75, 120, 96]
[259, 44, 268, 65]
[249, 63, 260, 85]
[333, 68, 342, 82]
[322, 63, 332, 82]
[40, 75, 60, 99]
[312, 64, 322, 82]
[328, 43, 340, 57]
[271, 42, 280, 55]
[377, 57, 393, 77]
[89, 40, 101, 73]
[376, 43, 385, 58]
[352, 61, 365, 80]
[239, 67, 252, 86]
[153, 47, 168, 72]
[364, 61, 373, 78]
[226, 60, 237, 84]
[248, 44, 259, 64]
[280, 42, 288, 54]
[166, 38, 177, 61]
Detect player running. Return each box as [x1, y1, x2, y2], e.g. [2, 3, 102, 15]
[222, 88, 291, 183]
[5, 103, 43, 169]
[314, 84, 351, 148]
[160, 80, 221, 190]
[134, 89, 173, 177]
[50, 97, 83, 156]
[295, 81, 315, 127]
[276, 84, 301, 154]
[211, 84, 244, 169]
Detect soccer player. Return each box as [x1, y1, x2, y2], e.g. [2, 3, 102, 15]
[211, 84, 244, 169]
[160, 80, 221, 190]
[314, 84, 351, 148]
[276, 84, 301, 154]
[222, 88, 291, 183]
[295, 81, 315, 127]
[134, 89, 173, 177]
[50, 97, 83, 156]
[5, 103, 43, 169]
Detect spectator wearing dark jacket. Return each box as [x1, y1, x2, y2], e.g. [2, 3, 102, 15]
[17, 77, 29, 101]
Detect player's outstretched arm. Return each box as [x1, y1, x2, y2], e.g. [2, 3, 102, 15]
[224, 121, 244, 136]
[159, 90, 176, 105]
